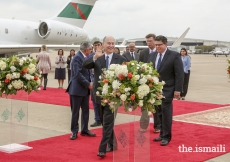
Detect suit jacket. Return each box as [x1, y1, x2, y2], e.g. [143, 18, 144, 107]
[83, 53, 126, 104]
[66, 55, 75, 69]
[122, 52, 139, 62]
[148, 49, 184, 101]
[66, 51, 91, 96]
[139, 48, 150, 63]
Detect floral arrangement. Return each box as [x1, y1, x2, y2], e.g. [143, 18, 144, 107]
[227, 59, 230, 79]
[96, 60, 165, 113]
[0, 56, 41, 97]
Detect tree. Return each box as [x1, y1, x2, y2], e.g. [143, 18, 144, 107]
[90, 37, 101, 44]
[195, 45, 215, 52]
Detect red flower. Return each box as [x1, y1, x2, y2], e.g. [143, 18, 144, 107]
[130, 94, 135, 101]
[125, 62, 129, 65]
[103, 79, 109, 84]
[228, 70, 230, 74]
[34, 76, 38, 80]
[127, 72, 133, 79]
[22, 68, 28, 74]
[118, 74, 124, 81]
[4, 79, 10, 83]
[149, 83, 153, 87]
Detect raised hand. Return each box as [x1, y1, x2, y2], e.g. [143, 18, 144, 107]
[94, 44, 104, 59]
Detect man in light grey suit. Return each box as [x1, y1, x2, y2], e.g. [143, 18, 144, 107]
[122, 43, 139, 62]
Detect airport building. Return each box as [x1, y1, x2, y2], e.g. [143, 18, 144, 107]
[120, 37, 230, 52]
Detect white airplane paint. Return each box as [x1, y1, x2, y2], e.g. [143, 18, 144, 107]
[0, 0, 97, 56]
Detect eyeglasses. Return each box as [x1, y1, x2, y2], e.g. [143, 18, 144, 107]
[155, 44, 163, 47]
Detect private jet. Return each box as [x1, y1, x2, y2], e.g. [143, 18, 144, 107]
[0, 0, 97, 57]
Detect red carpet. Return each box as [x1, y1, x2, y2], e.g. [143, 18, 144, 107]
[0, 121, 229, 162]
[26, 87, 227, 116]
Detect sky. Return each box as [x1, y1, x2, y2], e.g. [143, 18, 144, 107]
[0, 0, 229, 41]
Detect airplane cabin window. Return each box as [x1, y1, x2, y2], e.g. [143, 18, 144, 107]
[5, 28, 8, 34]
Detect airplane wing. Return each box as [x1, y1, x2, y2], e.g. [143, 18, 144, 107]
[0, 44, 80, 56]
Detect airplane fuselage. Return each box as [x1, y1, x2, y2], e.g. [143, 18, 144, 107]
[0, 18, 88, 45]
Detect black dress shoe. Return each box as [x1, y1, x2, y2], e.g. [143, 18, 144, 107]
[106, 147, 117, 152]
[160, 140, 169, 146]
[153, 137, 162, 142]
[80, 131, 96, 137]
[70, 133, 77, 140]
[97, 152, 106, 157]
[90, 121, 101, 127]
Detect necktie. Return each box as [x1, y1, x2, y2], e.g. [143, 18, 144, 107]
[106, 56, 109, 70]
[157, 54, 162, 71]
[131, 52, 134, 60]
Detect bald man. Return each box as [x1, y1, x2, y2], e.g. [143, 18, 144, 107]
[122, 43, 139, 62]
[83, 36, 126, 158]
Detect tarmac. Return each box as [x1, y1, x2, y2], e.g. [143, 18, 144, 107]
[0, 52, 229, 161]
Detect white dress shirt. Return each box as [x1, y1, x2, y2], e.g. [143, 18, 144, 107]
[155, 48, 167, 69]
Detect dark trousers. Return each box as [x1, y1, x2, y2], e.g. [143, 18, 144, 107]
[92, 100, 100, 122]
[181, 70, 190, 97]
[67, 69, 71, 84]
[158, 100, 173, 141]
[97, 104, 117, 152]
[70, 95, 89, 133]
[140, 107, 161, 130]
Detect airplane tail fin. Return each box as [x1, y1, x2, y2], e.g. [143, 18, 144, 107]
[171, 28, 190, 48]
[50, 0, 97, 28]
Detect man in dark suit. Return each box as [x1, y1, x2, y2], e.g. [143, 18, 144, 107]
[139, 33, 161, 134]
[83, 36, 126, 158]
[66, 41, 96, 140]
[122, 43, 139, 62]
[149, 35, 184, 146]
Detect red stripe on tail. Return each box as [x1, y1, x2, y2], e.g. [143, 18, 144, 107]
[71, 2, 87, 20]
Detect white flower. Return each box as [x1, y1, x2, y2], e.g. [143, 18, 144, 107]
[24, 74, 32, 80]
[112, 80, 121, 90]
[10, 66, 16, 72]
[105, 71, 115, 79]
[0, 60, 7, 70]
[126, 92, 130, 96]
[153, 76, 159, 84]
[28, 63, 36, 74]
[124, 87, 131, 92]
[137, 84, 150, 99]
[137, 67, 140, 69]
[38, 87, 41, 91]
[12, 80, 24, 89]
[99, 75, 101, 79]
[102, 83, 109, 95]
[148, 98, 156, 104]
[96, 91, 100, 95]
[134, 75, 140, 81]
[109, 64, 118, 70]
[120, 94, 127, 101]
[19, 60, 24, 66]
[138, 100, 144, 107]
[139, 77, 147, 85]
[6, 74, 13, 80]
[8, 84, 12, 90]
[115, 65, 128, 77]
[128, 108, 133, 112]
[131, 63, 134, 65]
[162, 81, 166, 85]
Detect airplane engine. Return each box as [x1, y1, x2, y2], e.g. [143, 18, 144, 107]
[37, 20, 88, 43]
